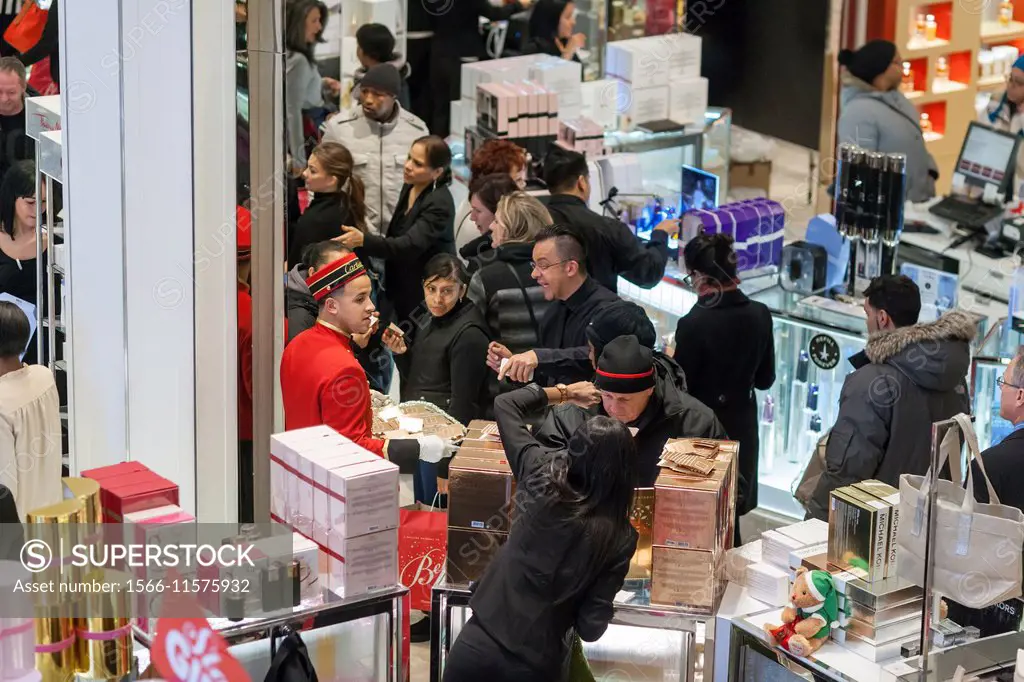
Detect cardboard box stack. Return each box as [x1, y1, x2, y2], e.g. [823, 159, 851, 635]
[603, 34, 706, 131]
[270, 426, 400, 599]
[446, 423, 515, 584]
[730, 519, 829, 607]
[650, 438, 738, 613]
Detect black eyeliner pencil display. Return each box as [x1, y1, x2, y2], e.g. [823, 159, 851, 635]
[881, 153, 907, 275]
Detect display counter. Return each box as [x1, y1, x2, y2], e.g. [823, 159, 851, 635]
[430, 575, 740, 682]
[134, 585, 408, 681]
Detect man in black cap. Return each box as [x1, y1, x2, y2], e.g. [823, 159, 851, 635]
[536, 335, 725, 486]
[322, 63, 428, 236]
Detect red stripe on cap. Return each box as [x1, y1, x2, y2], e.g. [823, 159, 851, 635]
[306, 253, 366, 301]
[595, 368, 655, 379]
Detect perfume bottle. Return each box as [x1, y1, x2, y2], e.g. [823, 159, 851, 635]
[925, 14, 937, 41]
[786, 351, 810, 463]
[920, 112, 933, 133]
[798, 384, 821, 462]
[935, 56, 949, 86]
[900, 62, 915, 93]
[1001, 0, 1014, 27]
[759, 395, 776, 473]
[915, 13, 926, 39]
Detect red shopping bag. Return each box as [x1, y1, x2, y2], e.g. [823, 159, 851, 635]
[26, 56, 57, 95]
[4, 0, 47, 54]
[399, 502, 447, 611]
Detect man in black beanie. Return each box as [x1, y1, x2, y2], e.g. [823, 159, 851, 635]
[584, 299, 687, 392]
[536, 335, 725, 486]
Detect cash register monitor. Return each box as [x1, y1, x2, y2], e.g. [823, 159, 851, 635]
[928, 122, 1019, 227]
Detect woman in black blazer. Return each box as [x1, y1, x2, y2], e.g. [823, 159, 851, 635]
[337, 135, 455, 348]
[674, 233, 776, 538]
[288, 142, 368, 267]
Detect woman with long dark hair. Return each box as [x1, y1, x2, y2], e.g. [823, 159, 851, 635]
[0, 160, 42, 364]
[288, 141, 367, 267]
[675, 232, 775, 542]
[524, 0, 585, 62]
[284, 0, 339, 175]
[442, 382, 639, 681]
[336, 135, 455, 350]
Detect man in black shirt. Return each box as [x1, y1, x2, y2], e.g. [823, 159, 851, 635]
[488, 224, 617, 386]
[542, 147, 672, 293]
[970, 345, 1024, 512]
[0, 57, 33, 184]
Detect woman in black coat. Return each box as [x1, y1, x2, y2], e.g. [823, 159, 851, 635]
[288, 142, 367, 268]
[522, 0, 585, 62]
[338, 135, 455, 350]
[442, 384, 638, 682]
[674, 233, 775, 538]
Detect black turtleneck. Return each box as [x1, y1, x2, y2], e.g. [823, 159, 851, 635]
[397, 298, 491, 424]
[288, 190, 358, 268]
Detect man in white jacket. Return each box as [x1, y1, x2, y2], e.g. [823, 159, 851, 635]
[321, 64, 427, 236]
[0, 301, 60, 519]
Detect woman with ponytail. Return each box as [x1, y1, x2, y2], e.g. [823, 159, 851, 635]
[289, 141, 368, 268]
[674, 233, 775, 542]
[442, 382, 637, 681]
[836, 39, 938, 202]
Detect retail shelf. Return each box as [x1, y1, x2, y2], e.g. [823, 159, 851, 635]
[981, 20, 1024, 43]
[903, 89, 926, 100]
[905, 36, 950, 55]
[42, 317, 64, 332]
[50, 262, 63, 277]
[924, 131, 945, 143]
[978, 74, 1008, 91]
[930, 80, 968, 95]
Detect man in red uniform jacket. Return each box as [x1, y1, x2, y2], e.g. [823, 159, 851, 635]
[281, 252, 385, 455]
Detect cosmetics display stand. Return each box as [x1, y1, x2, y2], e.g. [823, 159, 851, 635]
[134, 585, 408, 681]
[429, 575, 722, 682]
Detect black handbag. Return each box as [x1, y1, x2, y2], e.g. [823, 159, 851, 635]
[265, 629, 318, 682]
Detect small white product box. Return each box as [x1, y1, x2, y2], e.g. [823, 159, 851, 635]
[618, 83, 669, 130]
[580, 79, 621, 130]
[746, 562, 792, 607]
[668, 77, 709, 126]
[311, 449, 380, 546]
[325, 527, 399, 598]
[326, 458, 400, 542]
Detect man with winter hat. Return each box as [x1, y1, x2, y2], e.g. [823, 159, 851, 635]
[535, 335, 724, 486]
[583, 300, 687, 392]
[322, 63, 427, 235]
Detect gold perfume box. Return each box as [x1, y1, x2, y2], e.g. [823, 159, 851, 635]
[628, 488, 654, 579]
[448, 456, 514, 533]
[653, 468, 729, 552]
[828, 486, 890, 582]
[848, 597, 923, 627]
[459, 441, 507, 454]
[852, 480, 900, 579]
[651, 545, 725, 614]
[466, 419, 495, 432]
[446, 527, 508, 583]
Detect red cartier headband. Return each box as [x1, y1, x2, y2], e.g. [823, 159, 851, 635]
[306, 253, 367, 301]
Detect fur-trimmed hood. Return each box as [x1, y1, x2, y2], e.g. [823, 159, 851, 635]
[865, 310, 976, 392]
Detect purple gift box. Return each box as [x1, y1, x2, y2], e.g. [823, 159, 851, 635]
[680, 198, 786, 272]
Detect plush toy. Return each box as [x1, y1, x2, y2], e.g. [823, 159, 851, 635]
[764, 567, 846, 658]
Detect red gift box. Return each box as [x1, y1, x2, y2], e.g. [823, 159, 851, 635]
[83, 463, 179, 522]
[82, 461, 147, 482]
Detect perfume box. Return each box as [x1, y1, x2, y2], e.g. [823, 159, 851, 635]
[844, 614, 921, 644]
[846, 597, 923, 628]
[652, 468, 729, 552]
[459, 440, 506, 453]
[832, 570, 922, 611]
[828, 486, 891, 582]
[311, 449, 388, 545]
[291, 532, 321, 603]
[448, 456, 514, 532]
[580, 79, 620, 130]
[323, 527, 398, 599]
[627, 488, 654, 580]
[651, 545, 724, 614]
[618, 83, 669, 131]
[447, 527, 508, 584]
[324, 459, 400, 546]
[100, 472, 180, 523]
[852, 480, 900, 578]
[725, 539, 762, 584]
[745, 561, 791, 607]
[528, 57, 582, 110]
[668, 77, 708, 126]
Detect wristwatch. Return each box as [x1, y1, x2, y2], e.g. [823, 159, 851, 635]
[555, 384, 569, 404]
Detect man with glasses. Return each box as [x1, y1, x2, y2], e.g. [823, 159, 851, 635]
[807, 275, 976, 521]
[981, 54, 1024, 182]
[969, 348, 1024, 512]
[487, 224, 617, 386]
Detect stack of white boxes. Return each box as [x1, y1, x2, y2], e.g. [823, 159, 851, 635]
[742, 519, 829, 607]
[604, 34, 708, 131]
[270, 426, 400, 599]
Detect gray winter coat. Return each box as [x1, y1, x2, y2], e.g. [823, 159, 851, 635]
[837, 73, 939, 203]
[286, 51, 325, 170]
[807, 311, 976, 521]
[320, 104, 428, 236]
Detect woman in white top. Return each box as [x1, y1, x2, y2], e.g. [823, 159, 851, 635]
[0, 301, 60, 519]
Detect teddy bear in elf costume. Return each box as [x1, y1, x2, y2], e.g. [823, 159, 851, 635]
[764, 567, 848, 658]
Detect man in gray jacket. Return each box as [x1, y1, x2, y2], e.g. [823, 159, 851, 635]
[807, 276, 975, 520]
[321, 64, 427, 236]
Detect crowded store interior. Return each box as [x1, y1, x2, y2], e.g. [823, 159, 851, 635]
[11, 0, 1024, 680]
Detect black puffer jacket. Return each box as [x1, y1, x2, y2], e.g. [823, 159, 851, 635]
[807, 311, 976, 521]
[466, 242, 551, 354]
[534, 353, 723, 486]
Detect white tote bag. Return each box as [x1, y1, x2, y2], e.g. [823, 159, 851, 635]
[897, 413, 1024, 609]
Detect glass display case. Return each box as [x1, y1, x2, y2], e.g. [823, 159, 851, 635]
[971, 318, 1023, 451]
[620, 270, 869, 520]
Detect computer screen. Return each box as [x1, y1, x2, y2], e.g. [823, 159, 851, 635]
[955, 122, 1019, 190]
[680, 165, 720, 214]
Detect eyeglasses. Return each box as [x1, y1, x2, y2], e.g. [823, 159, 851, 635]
[997, 376, 1024, 390]
[531, 259, 571, 271]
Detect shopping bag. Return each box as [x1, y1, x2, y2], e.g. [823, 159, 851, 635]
[897, 413, 1024, 609]
[567, 634, 596, 682]
[26, 55, 57, 95]
[4, 0, 46, 54]
[794, 432, 829, 512]
[399, 499, 447, 611]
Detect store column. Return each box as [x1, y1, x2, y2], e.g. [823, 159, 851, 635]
[59, 0, 238, 520]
